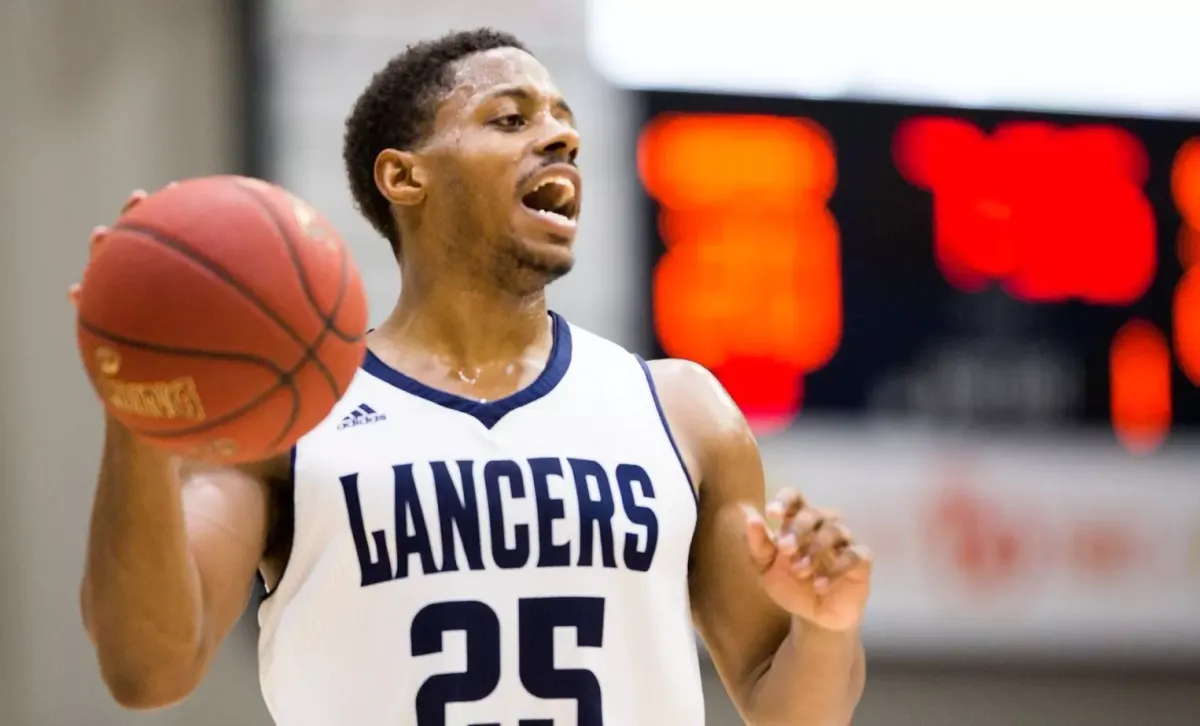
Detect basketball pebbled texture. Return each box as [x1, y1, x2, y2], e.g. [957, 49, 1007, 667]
[76, 176, 369, 464]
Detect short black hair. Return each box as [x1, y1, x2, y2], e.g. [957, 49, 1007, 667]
[343, 28, 528, 251]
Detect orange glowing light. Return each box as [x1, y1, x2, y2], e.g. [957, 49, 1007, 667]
[894, 118, 1156, 305]
[1174, 272, 1200, 386]
[1173, 140, 1200, 386]
[1110, 319, 1171, 454]
[1171, 139, 1200, 231]
[639, 114, 843, 429]
[639, 114, 837, 209]
[1179, 226, 1200, 270]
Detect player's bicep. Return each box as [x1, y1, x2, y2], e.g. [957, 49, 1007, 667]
[647, 359, 792, 712]
[687, 431, 792, 714]
[179, 461, 274, 650]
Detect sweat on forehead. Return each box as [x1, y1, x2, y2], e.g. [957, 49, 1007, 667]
[443, 48, 555, 103]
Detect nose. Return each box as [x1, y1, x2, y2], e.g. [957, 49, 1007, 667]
[536, 120, 580, 163]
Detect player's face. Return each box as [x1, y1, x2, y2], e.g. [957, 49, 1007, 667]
[422, 48, 582, 292]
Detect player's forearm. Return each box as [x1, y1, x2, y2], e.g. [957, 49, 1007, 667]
[81, 418, 207, 708]
[747, 620, 864, 726]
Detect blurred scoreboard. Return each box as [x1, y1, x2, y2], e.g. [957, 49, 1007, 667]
[635, 92, 1200, 451]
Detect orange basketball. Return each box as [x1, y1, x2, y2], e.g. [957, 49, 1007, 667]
[76, 176, 369, 464]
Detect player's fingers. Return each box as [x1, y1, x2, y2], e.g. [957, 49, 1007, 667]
[790, 551, 815, 579]
[67, 283, 81, 309]
[741, 504, 778, 572]
[764, 487, 806, 525]
[814, 506, 841, 521]
[788, 507, 840, 534]
[789, 511, 846, 578]
[786, 510, 823, 577]
[806, 519, 852, 564]
[120, 189, 149, 215]
[89, 225, 108, 249]
[785, 507, 822, 546]
[816, 544, 873, 591]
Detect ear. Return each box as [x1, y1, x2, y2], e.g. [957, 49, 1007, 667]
[374, 148, 427, 207]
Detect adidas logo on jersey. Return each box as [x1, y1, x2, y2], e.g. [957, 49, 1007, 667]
[337, 403, 386, 430]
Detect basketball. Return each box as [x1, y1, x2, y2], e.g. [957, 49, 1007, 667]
[75, 176, 369, 464]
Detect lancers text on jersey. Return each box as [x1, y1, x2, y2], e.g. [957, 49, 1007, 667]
[340, 457, 662, 586]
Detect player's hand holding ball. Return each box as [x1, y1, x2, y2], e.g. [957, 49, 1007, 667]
[71, 177, 369, 464]
[744, 490, 873, 631]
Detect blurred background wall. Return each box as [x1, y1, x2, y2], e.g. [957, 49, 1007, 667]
[0, 2, 264, 724]
[1, 0, 1198, 724]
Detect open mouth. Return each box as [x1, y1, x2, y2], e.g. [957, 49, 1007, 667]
[520, 174, 579, 225]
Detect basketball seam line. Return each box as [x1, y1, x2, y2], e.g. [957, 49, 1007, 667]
[113, 220, 335, 448]
[77, 318, 286, 373]
[231, 185, 361, 449]
[236, 183, 361, 346]
[96, 223, 325, 453]
[230, 184, 350, 446]
[77, 317, 303, 454]
[112, 221, 341, 396]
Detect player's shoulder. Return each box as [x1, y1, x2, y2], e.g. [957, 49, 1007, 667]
[642, 358, 753, 483]
[559, 318, 648, 379]
[561, 314, 737, 417]
[560, 318, 636, 360]
[644, 358, 739, 424]
[562, 320, 702, 378]
[557, 318, 749, 450]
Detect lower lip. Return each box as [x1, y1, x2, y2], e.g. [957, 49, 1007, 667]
[520, 205, 578, 237]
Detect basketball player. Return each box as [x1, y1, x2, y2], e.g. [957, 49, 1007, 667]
[77, 29, 869, 725]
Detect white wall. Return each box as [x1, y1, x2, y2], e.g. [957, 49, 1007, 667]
[0, 1, 269, 723]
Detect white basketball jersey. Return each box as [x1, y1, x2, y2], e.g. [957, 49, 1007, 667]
[258, 313, 704, 726]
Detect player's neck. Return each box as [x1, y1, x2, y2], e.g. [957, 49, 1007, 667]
[377, 274, 551, 370]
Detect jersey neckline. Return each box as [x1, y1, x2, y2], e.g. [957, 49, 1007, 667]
[359, 311, 573, 429]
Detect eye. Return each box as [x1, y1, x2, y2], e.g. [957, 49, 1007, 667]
[492, 114, 526, 130]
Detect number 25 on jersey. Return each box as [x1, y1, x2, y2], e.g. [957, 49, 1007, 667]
[413, 597, 605, 725]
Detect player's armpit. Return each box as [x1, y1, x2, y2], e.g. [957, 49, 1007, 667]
[646, 359, 864, 726]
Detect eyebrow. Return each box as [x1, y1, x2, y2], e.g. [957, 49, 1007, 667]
[481, 85, 574, 120]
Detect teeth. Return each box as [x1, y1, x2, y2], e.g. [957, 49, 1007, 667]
[532, 207, 574, 224]
[531, 175, 576, 205]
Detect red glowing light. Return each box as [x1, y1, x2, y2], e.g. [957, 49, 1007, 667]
[638, 114, 843, 429]
[1110, 319, 1171, 454]
[894, 117, 1156, 305]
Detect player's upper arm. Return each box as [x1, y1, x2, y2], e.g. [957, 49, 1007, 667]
[645, 359, 791, 717]
[180, 455, 286, 655]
